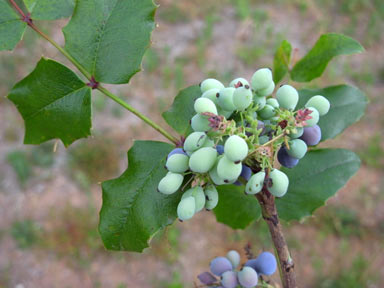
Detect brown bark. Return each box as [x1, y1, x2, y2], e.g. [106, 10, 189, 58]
[256, 189, 297, 288]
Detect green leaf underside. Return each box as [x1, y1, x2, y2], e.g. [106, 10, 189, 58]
[0, 0, 27, 51]
[298, 84, 367, 141]
[23, 0, 75, 20]
[214, 185, 261, 229]
[162, 85, 201, 136]
[276, 149, 360, 221]
[8, 58, 91, 147]
[99, 141, 184, 252]
[63, 0, 157, 84]
[273, 40, 292, 83]
[291, 33, 364, 82]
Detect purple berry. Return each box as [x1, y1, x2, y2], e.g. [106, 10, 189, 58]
[216, 145, 224, 155]
[197, 271, 217, 285]
[221, 271, 238, 288]
[300, 125, 321, 146]
[253, 251, 277, 276]
[238, 266, 258, 288]
[244, 259, 258, 270]
[277, 147, 299, 168]
[210, 257, 233, 276]
[167, 148, 186, 159]
[240, 165, 252, 181]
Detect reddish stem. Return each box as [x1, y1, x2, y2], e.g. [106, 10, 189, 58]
[9, 0, 26, 18]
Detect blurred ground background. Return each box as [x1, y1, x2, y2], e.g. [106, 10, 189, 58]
[0, 0, 383, 287]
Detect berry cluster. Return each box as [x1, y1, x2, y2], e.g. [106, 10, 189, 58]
[197, 249, 277, 288]
[157, 68, 330, 221]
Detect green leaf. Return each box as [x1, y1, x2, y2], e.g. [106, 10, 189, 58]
[276, 149, 361, 221]
[63, 0, 157, 84]
[8, 58, 91, 147]
[273, 40, 292, 83]
[99, 140, 183, 252]
[0, 0, 27, 51]
[290, 33, 364, 82]
[298, 84, 367, 141]
[214, 185, 261, 229]
[23, 0, 75, 20]
[162, 85, 201, 136]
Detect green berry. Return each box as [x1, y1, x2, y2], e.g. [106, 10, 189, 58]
[209, 156, 226, 185]
[166, 153, 189, 173]
[305, 107, 320, 127]
[194, 97, 218, 115]
[189, 147, 217, 173]
[230, 77, 250, 88]
[191, 114, 211, 132]
[177, 196, 196, 221]
[218, 108, 233, 119]
[217, 155, 242, 182]
[157, 172, 184, 195]
[266, 98, 279, 108]
[182, 186, 205, 212]
[287, 139, 307, 159]
[226, 250, 241, 269]
[256, 81, 275, 97]
[289, 127, 304, 139]
[224, 135, 249, 162]
[204, 185, 219, 210]
[200, 78, 225, 93]
[305, 95, 330, 116]
[218, 87, 236, 111]
[268, 169, 289, 197]
[276, 85, 299, 110]
[233, 85, 253, 111]
[184, 132, 207, 152]
[245, 171, 265, 194]
[251, 68, 273, 91]
[253, 96, 267, 111]
[201, 88, 220, 105]
[258, 104, 276, 119]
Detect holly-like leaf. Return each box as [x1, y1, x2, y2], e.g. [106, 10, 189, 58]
[273, 40, 292, 83]
[214, 185, 261, 229]
[162, 85, 201, 136]
[290, 33, 364, 82]
[0, 0, 27, 51]
[99, 140, 183, 252]
[8, 58, 91, 147]
[298, 84, 367, 141]
[23, 0, 75, 20]
[276, 149, 361, 221]
[63, 0, 157, 84]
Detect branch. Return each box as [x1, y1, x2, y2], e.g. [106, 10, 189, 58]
[256, 188, 297, 288]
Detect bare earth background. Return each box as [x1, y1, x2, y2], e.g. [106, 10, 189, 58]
[0, 0, 383, 287]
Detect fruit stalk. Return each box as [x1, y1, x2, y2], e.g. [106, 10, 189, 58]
[256, 188, 297, 288]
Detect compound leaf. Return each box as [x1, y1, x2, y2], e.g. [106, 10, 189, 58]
[298, 84, 368, 141]
[276, 149, 361, 221]
[214, 185, 261, 229]
[0, 0, 27, 51]
[162, 85, 201, 136]
[99, 140, 184, 252]
[63, 0, 157, 84]
[273, 40, 292, 83]
[291, 33, 364, 82]
[8, 58, 91, 147]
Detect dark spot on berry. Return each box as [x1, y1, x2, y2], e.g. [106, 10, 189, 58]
[216, 93, 220, 98]
[178, 219, 183, 222]
[224, 179, 229, 183]
[235, 160, 241, 164]
[245, 85, 250, 89]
